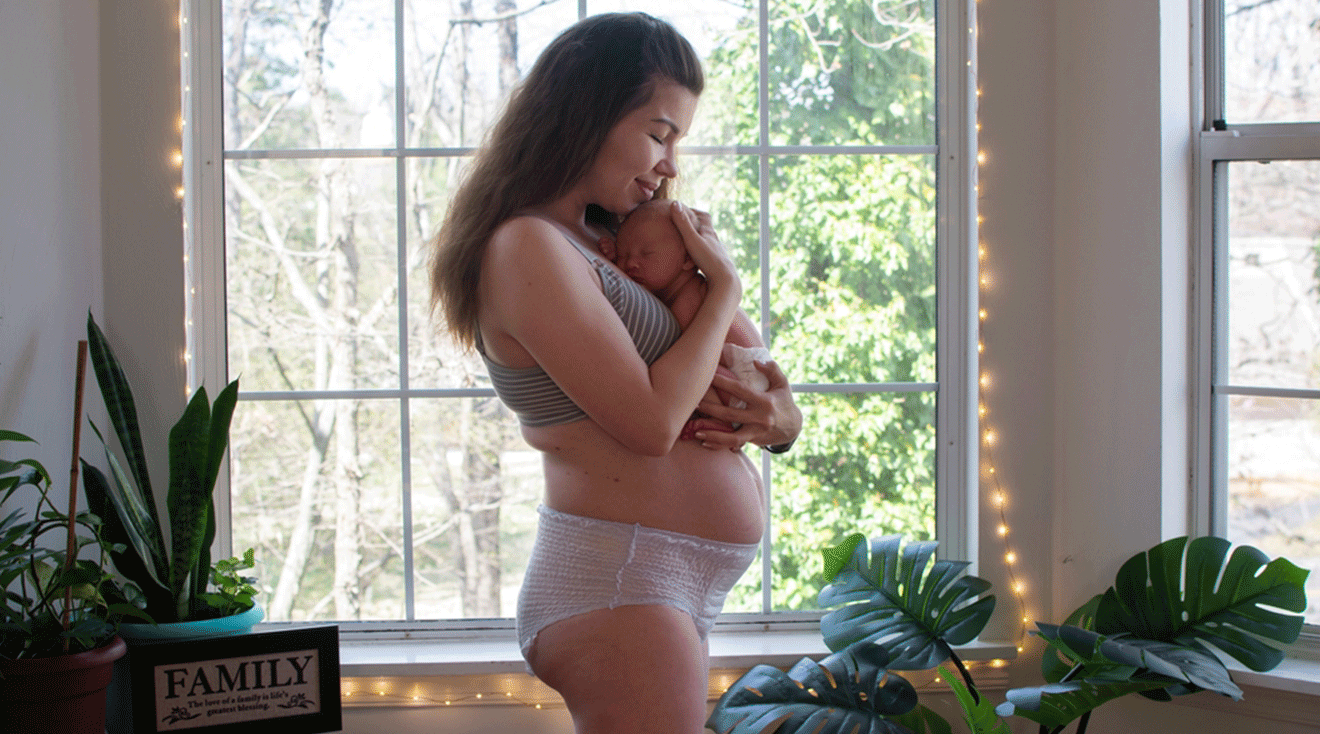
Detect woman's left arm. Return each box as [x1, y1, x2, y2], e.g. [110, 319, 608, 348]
[690, 356, 802, 452]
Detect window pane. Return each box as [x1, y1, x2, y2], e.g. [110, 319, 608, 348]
[223, 0, 396, 150]
[406, 157, 495, 390]
[1223, 0, 1320, 124]
[404, 1, 577, 148]
[771, 155, 937, 383]
[226, 158, 400, 392]
[675, 153, 763, 323]
[771, 391, 936, 610]
[767, 0, 936, 147]
[1224, 160, 1320, 390]
[1223, 395, 1320, 625]
[597, 0, 759, 147]
[409, 398, 541, 620]
[230, 399, 404, 622]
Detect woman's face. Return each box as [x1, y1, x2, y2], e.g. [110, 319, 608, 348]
[581, 79, 698, 216]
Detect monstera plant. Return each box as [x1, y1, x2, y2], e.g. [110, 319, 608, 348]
[708, 534, 996, 734]
[707, 534, 1309, 734]
[997, 536, 1309, 734]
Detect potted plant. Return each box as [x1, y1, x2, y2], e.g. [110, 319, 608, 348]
[79, 314, 260, 734]
[0, 429, 143, 734]
[708, 533, 1309, 734]
[80, 312, 256, 629]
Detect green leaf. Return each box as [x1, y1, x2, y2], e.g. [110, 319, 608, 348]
[995, 678, 1170, 728]
[84, 426, 169, 586]
[203, 379, 238, 494]
[889, 704, 953, 734]
[1038, 624, 1242, 698]
[1090, 536, 1309, 672]
[823, 533, 866, 582]
[86, 311, 158, 518]
[81, 460, 171, 615]
[167, 386, 214, 620]
[1042, 594, 1102, 682]
[936, 666, 1010, 734]
[707, 643, 918, 734]
[817, 535, 995, 669]
[1000, 623, 1243, 728]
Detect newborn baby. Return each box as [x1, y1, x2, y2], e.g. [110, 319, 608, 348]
[606, 199, 773, 426]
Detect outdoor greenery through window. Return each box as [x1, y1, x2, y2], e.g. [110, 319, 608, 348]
[1204, 0, 1320, 625]
[213, 0, 954, 625]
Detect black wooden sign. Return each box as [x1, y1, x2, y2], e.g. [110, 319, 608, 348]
[127, 625, 341, 733]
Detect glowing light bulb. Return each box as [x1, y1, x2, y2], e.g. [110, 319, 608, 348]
[997, 524, 1008, 536]
[1005, 551, 1017, 564]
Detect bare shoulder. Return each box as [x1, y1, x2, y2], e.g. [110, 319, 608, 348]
[485, 215, 569, 267]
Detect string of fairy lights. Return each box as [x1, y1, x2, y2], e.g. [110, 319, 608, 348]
[171, 0, 1033, 715]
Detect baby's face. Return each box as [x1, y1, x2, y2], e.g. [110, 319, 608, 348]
[614, 203, 692, 293]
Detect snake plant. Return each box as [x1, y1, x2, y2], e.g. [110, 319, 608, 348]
[79, 313, 243, 623]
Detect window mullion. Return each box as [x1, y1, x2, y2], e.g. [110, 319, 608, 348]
[184, 0, 233, 560]
[757, 0, 774, 616]
[394, 0, 416, 624]
[933, 0, 978, 565]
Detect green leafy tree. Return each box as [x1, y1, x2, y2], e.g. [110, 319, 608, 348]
[694, 0, 938, 609]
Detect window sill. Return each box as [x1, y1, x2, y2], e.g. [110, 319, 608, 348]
[329, 622, 1019, 708]
[331, 624, 1020, 678]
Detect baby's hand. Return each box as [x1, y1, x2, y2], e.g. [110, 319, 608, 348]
[598, 235, 617, 262]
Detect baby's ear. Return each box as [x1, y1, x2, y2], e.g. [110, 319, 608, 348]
[598, 235, 616, 261]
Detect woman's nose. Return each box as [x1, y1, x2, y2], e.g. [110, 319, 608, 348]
[655, 150, 679, 178]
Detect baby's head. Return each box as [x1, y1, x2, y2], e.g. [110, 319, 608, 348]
[613, 199, 694, 292]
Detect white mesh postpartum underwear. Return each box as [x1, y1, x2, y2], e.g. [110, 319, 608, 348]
[516, 505, 758, 663]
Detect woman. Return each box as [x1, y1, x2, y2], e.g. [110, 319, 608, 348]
[430, 13, 802, 733]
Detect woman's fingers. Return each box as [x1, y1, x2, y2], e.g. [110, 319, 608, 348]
[696, 360, 801, 449]
[669, 201, 731, 275]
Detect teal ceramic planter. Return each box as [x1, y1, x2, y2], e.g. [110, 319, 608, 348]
[117, 602, 264, 644]
[106, 605, 264, 734]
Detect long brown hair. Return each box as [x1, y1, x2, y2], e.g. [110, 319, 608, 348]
[429, 12, 703, 348]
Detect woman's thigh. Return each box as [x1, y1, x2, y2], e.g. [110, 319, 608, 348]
[529, 604, 710, 734]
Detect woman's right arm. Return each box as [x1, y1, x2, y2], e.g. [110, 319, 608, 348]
[479, 210, 741, 456]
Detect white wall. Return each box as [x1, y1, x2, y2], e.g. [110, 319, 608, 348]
[0, 0, 103, 461]
[1, 0, 1310, 732]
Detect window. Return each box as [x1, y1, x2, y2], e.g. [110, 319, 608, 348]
[1198, 0, 1320, 626]
[186, 0, 975, 629]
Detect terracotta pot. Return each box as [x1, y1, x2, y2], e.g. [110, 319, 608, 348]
[0, 635, 128, 734]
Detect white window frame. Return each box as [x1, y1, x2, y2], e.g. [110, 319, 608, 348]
[182, 0, 979, 639]
[1193, 0, 1320, 652]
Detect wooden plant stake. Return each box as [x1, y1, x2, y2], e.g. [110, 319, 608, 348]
[62, 339, 89, 649]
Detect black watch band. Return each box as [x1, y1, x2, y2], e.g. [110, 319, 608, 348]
[763, 438, 796, 454]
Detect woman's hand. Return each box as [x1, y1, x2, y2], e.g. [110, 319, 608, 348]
[687, 358, 802, 451]
[670, 202, 738, 292]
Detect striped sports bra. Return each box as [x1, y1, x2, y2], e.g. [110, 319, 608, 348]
[476, 235, 681, 427]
